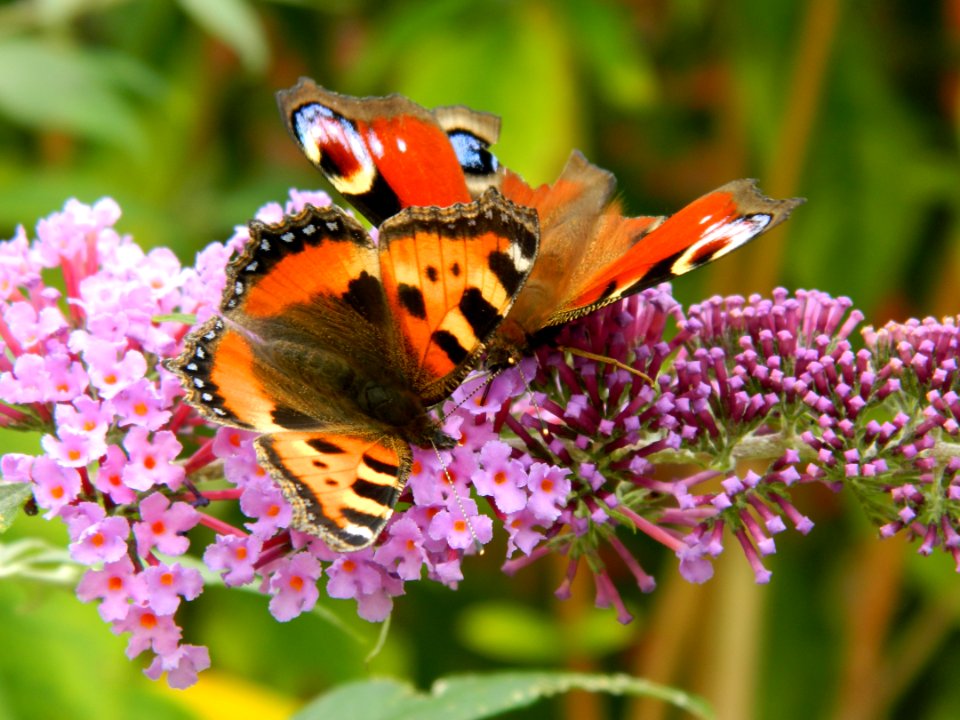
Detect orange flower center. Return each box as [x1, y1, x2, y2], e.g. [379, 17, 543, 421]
[139, 612, 158, 629]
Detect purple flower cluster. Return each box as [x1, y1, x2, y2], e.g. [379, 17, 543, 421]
[2, 193, 958, 685]
[486, 289, 960, 618]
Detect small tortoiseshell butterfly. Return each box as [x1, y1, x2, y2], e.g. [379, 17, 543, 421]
[167, 191, 538, 551]
[277, 78, 803, 370]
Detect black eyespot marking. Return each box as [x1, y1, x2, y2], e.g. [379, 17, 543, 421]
[426, 265, 439, 282]
[398, 284, 427, 319]
[488, 250, 524, 297]
[451, 262, 461, 277]
[362, 453, 399, 477]
[447, 130, 499, 176]
[342, 507, 382, 532]
[343, 272, 387, 326]
[351, 173, 402, 228]
[432, 329, 468, 364]
[307, 437, 346, 454]
[459, 287, 500, 337]
[312, 459, 329, 469]
[351, 478, 398, 507]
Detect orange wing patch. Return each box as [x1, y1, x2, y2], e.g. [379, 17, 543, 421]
[367, 113, 472, 210]
[223, 205, 377, 320]
[255, 432, 411, 552]
[378, 189, 538, 401]
[277, 78, 483, 225]
[165, 318, 285, 431]
[562, 179, 803, 316]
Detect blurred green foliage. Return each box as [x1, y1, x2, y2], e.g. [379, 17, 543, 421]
[1, 0, 959, 719]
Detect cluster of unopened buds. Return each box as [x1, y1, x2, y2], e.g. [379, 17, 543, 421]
[1, 193, 957, 687]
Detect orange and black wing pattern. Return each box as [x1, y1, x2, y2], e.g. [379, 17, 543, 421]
[378, 189, 538, 403]
[256, 431, 411, 552]
[168, 188, 538, 550]
[277, 78, 501, 225]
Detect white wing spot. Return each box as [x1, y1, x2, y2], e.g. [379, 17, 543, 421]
[281, 232, 295, 243]
[367, 128, 384, 158]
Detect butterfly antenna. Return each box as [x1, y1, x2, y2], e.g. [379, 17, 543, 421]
[438, 371, 497, 422]
[431, 440, 484, 556]
[514, 358, 553, 446]
[558, 346, 653, 384]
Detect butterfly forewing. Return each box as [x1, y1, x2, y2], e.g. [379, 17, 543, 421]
[277, 78, 501, 225]
[167, 206, 383, 430]
[378, 188, 539, 404]
[555, 179, 804, 321]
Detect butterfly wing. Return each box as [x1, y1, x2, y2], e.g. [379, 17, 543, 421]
[256, 431, 411, 551]
[547, 178, 804, 324]
[168, 205, 398, 433]
[495, 151, 803, 339]
[378, 188, 539, 404]
[277, 78, 501, 225]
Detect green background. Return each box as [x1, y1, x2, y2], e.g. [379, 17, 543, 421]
[1, 1, 959, 718]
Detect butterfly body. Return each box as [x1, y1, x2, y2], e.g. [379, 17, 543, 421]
[277, 81, 804, 374]
[169, 192, 538, 551]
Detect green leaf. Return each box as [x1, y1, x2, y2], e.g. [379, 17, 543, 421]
[0, 38, 145, 149]
[175, 0, 268, 74]
[0, 483, 31, 533]
[292, 672, 714, 720]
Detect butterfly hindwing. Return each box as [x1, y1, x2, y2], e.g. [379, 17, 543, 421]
[256, 432, 411, 552]
[277, 78, 501, 225]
